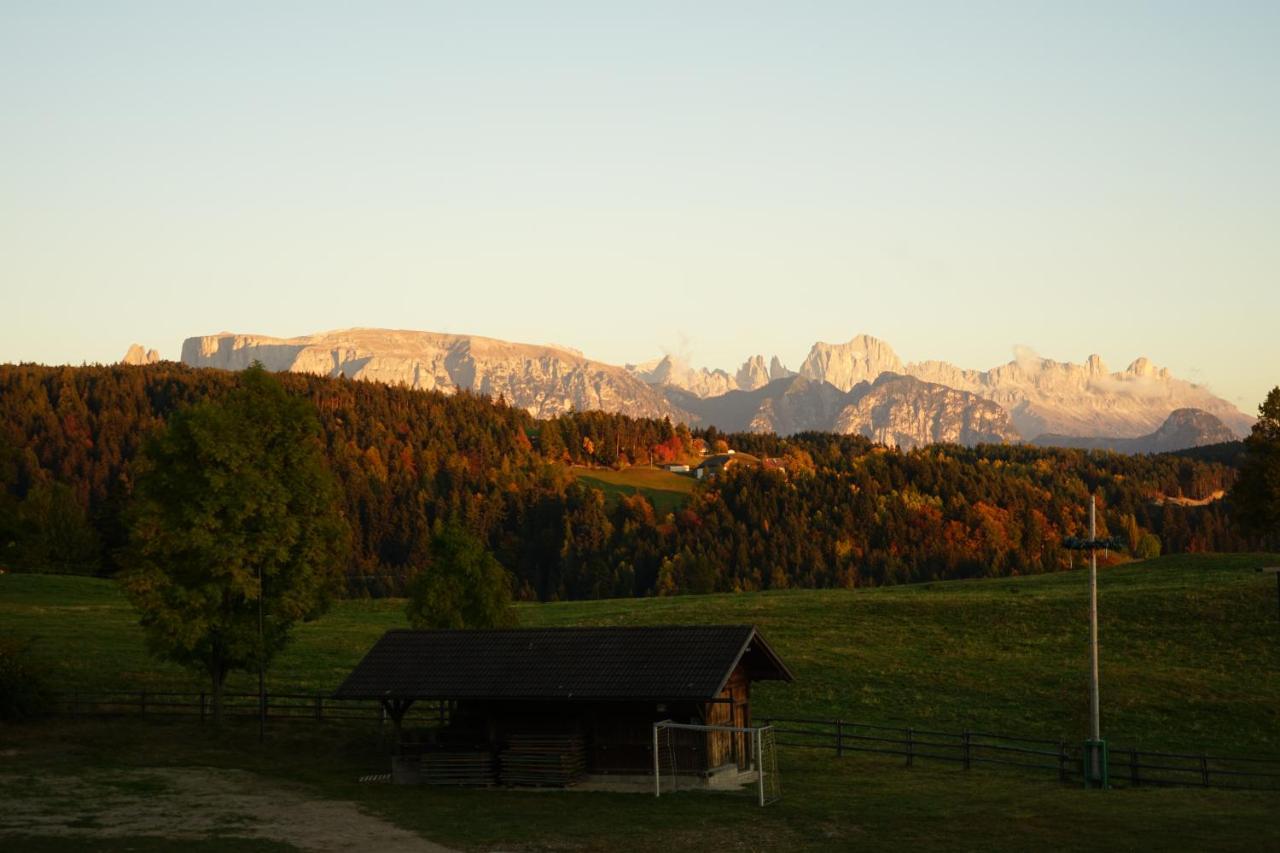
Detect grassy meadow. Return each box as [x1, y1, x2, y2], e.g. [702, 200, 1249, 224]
[570, 465, 695, 515]
[3, 553, 1279, 851]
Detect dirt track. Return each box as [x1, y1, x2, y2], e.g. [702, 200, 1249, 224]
[0, 765, 458, 852]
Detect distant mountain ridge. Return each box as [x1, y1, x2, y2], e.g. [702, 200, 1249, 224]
[1031, 409, 1238, 454]
[179, 328, 1252, 451]
[181, 329, 688, 421]
[639, 333, 1251, 441]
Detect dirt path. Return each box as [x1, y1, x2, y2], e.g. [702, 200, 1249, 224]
[0, 766, 459, 852]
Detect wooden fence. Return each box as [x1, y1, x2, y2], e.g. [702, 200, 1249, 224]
[54, 690, 448, 726]
[758, 716, 1280, 792]
[50, 696, 1280, 792]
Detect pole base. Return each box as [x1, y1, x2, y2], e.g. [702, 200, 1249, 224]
[1083, 739, 1109, 789]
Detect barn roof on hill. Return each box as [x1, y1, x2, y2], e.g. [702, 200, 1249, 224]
[333, 625, 793, 702]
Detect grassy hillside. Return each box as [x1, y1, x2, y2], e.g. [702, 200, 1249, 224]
[571, 465, 696, 515]
[4, 554, 1279, 852]
[4, 553, 1279, 755]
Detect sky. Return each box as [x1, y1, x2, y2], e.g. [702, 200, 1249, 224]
[2, 1, 1277, 410]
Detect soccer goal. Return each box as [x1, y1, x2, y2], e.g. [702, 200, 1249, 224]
[653, 720, 781, 806]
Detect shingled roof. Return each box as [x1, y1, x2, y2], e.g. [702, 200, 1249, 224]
[333, 625, 793, 702]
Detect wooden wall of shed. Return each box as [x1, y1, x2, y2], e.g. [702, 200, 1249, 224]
[704, 663, 751, 770]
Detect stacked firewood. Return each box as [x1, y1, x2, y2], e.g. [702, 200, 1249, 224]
[499, 734, 586, 787]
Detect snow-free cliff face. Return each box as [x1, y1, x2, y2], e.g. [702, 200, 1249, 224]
[121, 344, 160, 365]
[795, 335, 1252, 439]
[833, 374, 1022, 449]
[182, 327, 1252, 451]
[181, 329, 687, 421]
[626, 352, 793, 397]
[668, 373, 1019, 448]
[798, 335, 904, 392]
[1031, 408, 1239, 454]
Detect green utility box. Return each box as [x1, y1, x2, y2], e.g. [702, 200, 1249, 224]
[1083, 739, 1109, 789]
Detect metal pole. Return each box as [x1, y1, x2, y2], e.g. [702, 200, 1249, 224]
[756, 729, 765, 807]
[258, 566, 265, 744]
[1089, 495, 1100, 744]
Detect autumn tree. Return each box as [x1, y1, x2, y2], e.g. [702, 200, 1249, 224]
[122, 366, 349, 721]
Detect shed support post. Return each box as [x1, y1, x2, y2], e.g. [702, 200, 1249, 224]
[380, 699, 414, 754]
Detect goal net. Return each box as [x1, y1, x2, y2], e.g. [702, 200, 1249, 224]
[653, 720, 781, 806]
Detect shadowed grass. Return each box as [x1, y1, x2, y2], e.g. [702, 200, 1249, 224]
[3, 553, 1279, 753]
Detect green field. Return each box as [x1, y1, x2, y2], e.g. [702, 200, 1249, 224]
[571, 465, 695, 515]
[3, 554, 1279, 850]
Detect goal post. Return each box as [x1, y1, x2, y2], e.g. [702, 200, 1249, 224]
[652, 720, 781, 806]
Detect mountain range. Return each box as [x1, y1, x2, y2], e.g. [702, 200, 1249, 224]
[167, 328, 1252, 452]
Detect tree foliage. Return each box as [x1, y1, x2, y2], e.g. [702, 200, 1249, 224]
[120, 366, 349, 718]
[406, 523, 515, 629]
[0, 362, 1261, 602]
[1230, 387, 1280, 545]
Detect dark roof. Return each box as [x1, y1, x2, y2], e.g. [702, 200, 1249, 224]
[333, 625, 793, 702]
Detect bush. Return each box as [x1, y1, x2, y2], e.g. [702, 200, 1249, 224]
[0, 638, 53, 721]
[1135, 533, 1162, 561]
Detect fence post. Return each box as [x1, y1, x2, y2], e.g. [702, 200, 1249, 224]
[1129, 749, 1139, 787]
[836, 719, 844, 757]
[906, 728, 914, 768]
[1058, 742, 1068, 782]
[963, 731, 972, 770]
[72, 690, 79, 717]
[200, 692, 206, 724]
[140, 690, 147, 717]
[1200, 755, 1210, 787]
[315, 693, 323, 722]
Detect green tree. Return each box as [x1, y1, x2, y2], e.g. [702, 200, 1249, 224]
[122, 366, 349, 721]
[1230, 387, 1280, 547]
[1134, 533, 1162, 560]
[406, 523, 515, 629]
[16, 481, 100, 575]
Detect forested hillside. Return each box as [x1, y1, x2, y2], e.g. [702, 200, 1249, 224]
[0, 363, 1253, 599]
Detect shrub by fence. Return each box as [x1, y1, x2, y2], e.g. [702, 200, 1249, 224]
[758, 716, 1280, 792]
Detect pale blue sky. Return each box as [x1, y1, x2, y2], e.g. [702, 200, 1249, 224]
[2, 2, 1277, 409]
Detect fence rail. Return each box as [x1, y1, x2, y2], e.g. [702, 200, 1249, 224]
[758, 716, 1280, 792]
[53, 690, 448, 726]
[50, 695, 1280, 792]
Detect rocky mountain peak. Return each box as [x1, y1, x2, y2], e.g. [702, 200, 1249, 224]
[735, 355, 771, 391]
[1031, 408, 1237, 454]
[121, 344, 160, 365]
[769, 356, 795, 381]
[798, 334, 903, 392]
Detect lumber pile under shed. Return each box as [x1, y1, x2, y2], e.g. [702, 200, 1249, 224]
[419, 749, 496, 786]
[499, 734, 586, 786]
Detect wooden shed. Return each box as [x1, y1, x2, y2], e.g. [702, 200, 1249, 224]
[333, 625, 793, 787]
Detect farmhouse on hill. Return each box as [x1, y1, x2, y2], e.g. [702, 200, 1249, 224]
[695, 451, 761, 480]
[334, 625, 793, 788]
